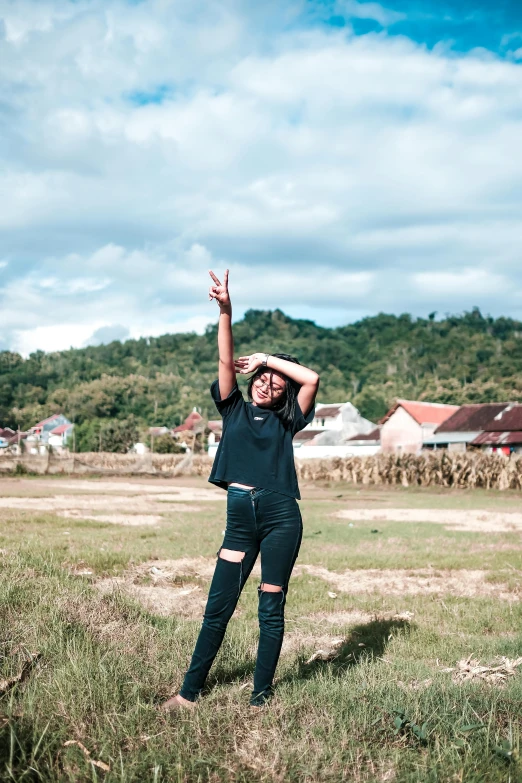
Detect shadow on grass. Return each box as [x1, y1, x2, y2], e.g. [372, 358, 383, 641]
[202, 618, 414, 692]
[289, 617, 413, 682]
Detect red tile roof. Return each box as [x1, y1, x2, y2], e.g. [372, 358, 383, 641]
[173, 411, 204, 433]
[208, 420, 223, 432]
[435, 403, 511, 433]
[483, 404, 522, 431]
[50, 423, 73, 436]
[471, 431, 522, 446]
[381, 400, 459, 426]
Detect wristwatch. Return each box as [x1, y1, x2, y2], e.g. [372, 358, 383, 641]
[261, 353, 270, 366]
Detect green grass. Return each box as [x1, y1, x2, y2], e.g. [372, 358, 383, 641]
[1, 478, 522, 781]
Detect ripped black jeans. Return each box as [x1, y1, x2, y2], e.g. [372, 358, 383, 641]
[179, 486, 303, 706]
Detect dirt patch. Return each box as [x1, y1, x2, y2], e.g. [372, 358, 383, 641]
[293, 564, 519, 601]
[18, 479, 224, 501]
[59, 511, 162, 526]
[335, 508, 522, 533]
[96, 578, 208, 618]
[0, 496, 204, 518]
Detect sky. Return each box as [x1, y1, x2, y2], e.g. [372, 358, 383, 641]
[1, 0, 522, 355]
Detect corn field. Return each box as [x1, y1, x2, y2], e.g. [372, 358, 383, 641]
[1, 451, 522, 490]
[295, 452, 522, 491]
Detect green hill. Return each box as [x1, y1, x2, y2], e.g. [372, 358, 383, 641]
[2, 307, 522, 450]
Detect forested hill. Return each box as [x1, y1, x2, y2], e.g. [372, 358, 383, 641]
[2, 307, 522, 439]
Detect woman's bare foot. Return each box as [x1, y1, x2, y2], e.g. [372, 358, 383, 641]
[160, 693, 195, 712]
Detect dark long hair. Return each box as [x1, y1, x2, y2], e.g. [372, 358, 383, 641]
[247, 353, 301, 427]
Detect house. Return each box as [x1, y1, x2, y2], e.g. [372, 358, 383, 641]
[293, 402, 377, 459]
[174, 407, 206, 451]
[423, 403, 511, 452]
[380, 400, 459, 454]
[343, 427, 382, 456]
[312, 404, 345, 431]
[173, 408, 204, 436]
[207, 420, 222, 445]
[470, 404, 522, 455]
[48, 422, 75, 452]
[0, 427, 16, 450]
[26, 414, 74, 454]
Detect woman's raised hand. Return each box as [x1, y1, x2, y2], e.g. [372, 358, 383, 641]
[208, 269, 231, 310]
[234, 354, 263, 374]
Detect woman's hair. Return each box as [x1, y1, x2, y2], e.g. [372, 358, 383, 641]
[247, 353, 301, 427]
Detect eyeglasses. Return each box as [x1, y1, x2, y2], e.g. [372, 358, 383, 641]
[255, 377, 285, 394]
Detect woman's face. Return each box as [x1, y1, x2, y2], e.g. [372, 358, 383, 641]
[251, 371, 286, 407]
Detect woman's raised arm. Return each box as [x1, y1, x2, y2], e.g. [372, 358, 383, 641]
[208, 269, 236, 399]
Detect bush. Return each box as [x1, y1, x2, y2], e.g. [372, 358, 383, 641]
[153, 434, 185, 454]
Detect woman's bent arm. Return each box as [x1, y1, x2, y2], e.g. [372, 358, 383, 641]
[266, 355, 319, 417]
[208, 269, 236, 399]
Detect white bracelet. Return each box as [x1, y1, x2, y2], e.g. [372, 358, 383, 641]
[261, 353, 270, 366]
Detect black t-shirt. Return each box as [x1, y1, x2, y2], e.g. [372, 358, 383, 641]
[208, 379, 315, 499]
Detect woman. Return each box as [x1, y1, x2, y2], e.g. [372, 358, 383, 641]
[162, 269, 319, 709]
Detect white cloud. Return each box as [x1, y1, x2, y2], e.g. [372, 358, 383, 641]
[0, 0, 522, 354]
[338, 0, 406, 26]
[412, 268, 508, 297]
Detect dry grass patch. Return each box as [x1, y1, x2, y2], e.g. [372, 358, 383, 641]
[294, 564, 519, 601]
[335, 507, 522, 532]
[441, 655, 522, 684]
[93, 558, 218, 619]
[96, 579, 208, 619]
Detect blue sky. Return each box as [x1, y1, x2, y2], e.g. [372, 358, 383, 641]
[0, 0, 521, 354]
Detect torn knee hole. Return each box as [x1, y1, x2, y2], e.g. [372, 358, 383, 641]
[259, 583, 283, 593]
[219, 549, 246, 563]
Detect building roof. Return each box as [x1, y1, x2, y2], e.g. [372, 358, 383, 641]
[471, 431, 522, 446]
[423, 431, 480, 446]
[293, 430, 324, 442]
[315, 405, 343, 418]
[173, 410, 204, 433]
[345, 427, 381, 443]
[50, 423, 73, 436]
[483, 404, 522, 432]
[380, 399, 459, 426]
[435, 403, 511, 433]
[33, 413, 63, 428]
[208, 420, 223, 433]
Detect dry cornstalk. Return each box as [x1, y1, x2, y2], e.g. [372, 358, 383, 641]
[63, 740, 110, 772]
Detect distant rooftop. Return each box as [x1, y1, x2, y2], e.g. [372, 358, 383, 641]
[381, 400, 459, 426]
[345, 427, 381, 443]
[484, 404, 522, 432]
[435, 403, 510, 433]
[315, 405, 343, 418]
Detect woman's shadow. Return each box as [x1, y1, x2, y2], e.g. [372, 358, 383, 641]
[287, 617, 412, 683]
[207, 617, 413, 690]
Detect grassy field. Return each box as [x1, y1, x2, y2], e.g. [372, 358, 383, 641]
[1, 476, 522, 782]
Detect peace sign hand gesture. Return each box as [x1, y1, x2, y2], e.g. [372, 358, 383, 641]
[208, 269, 231, 311]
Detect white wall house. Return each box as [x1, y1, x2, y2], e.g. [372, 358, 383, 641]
[294, 401, 378, 458]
